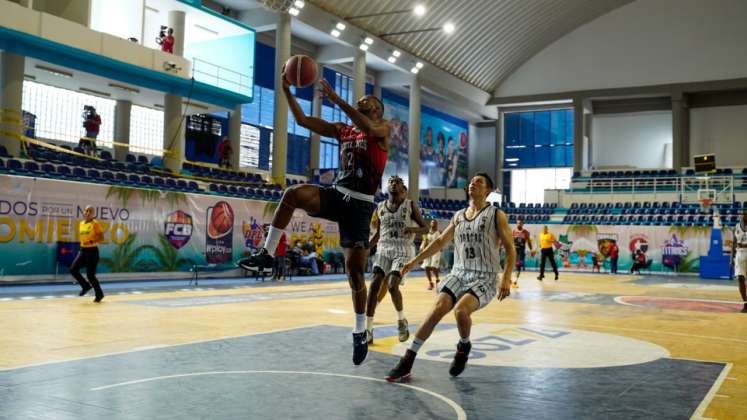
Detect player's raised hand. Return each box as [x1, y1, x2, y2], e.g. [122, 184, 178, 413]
[319, 79, 341, 103]
[497, 277, 511, 301]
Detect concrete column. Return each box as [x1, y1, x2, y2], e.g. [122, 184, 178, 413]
[229, 104, 242, 170]
[353, 49, 366, 101]
[408, 75, 421, 201]
[572, 97, 585, 172]
[373, 82, 382, 101]
[671, 91, 690, 170]
[1, 52, 25, 158]
[271, 12, 291, 185]
[308, 61, 323, 178]
[163, 93, 184, 173]
[113, 99, 131, 162]
[495, 117, 503, 192]
[168, 10, 186, 57]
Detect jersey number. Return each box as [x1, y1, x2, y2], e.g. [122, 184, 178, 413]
[465, 246, 476, 259]
[343, 151, 354, 170]
[389, 231, 398, 238]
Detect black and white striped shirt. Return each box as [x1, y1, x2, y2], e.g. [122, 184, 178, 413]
[377, 199, 414, 255]
[452, 205, 501, 274]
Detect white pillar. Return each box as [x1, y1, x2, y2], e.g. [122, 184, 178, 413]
[408, 75, 421, 202]
[573, 97, 584, 172]
[168, 10, 186, 57]
[1, 52, 25, 158]
[229, 104, 242, 170]
[271, 12, 290, 185]
[308, 61, 323, 178]
[163, 93, 184, 172]
[353, 49, 366, 101]
[113, 99, 131, 162]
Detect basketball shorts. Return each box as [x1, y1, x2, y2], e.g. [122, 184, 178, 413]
[421, 252, 441, 269]
[438, 269, 498, 309]
[374, 247, 414, 280]
[735, 249, 747, 278]
[311, 186, 375, 249]
[515, 249, 526, 269]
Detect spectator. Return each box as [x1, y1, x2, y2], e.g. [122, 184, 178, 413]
[217, 136, 232, 168]
[159, 28, 175, 54]
[630, 249, 649, 274]
[81, 106, 101, 157]
[609, 242, 619, 274]
[273, 232, 288, 281]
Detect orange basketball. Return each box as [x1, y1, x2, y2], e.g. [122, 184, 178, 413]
[283, 55, 317, 88]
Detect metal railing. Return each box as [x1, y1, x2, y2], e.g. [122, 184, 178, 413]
[192, 58, 253, 96]
[568, 174, 744, 203]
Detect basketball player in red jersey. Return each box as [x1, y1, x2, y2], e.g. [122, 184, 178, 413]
[243, 75, 389, 365]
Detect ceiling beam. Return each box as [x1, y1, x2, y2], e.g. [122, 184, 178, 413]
[238, 7, 278, 32]
[316, 44, 355, 64]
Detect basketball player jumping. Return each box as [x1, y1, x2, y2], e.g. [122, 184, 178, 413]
[386, 173, 515, 381]
[243, 75, 389, 365]
[732, 211, 747, 313]
[366, 175, 428, 345]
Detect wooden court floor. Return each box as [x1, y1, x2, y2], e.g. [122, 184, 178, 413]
[0, 272, 745, 419]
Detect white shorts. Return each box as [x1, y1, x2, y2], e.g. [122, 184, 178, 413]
[373, 247, 414, 278]
[437, 269, 498, 309]
[736, 249, 747, 278]
[421, 252, 441, 269]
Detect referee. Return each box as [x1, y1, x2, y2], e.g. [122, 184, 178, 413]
[71, 205, 105, 302]
[537, 225, 559, 281]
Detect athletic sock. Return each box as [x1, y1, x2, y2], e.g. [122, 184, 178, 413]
[366, 316, 374, 332]
[354, 313, 366, 333]
[408, 337, 424, 353]
[263, 226, 284, 257]
[397, 310, 406, 321]
[459, 337, 471, 345]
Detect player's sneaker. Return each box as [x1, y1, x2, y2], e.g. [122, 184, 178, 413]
[741, 303, 747, 313]
[537, 275, 543, 282]
[427, 283, 434, 290]
[352, 331, 368, 365]
[398, 319, 410, 342]
[367, 329, 374, 345]
[511, 281, 518, 289]
[239, 248, 273, 274]
[386, 349, 415, 383]
[79, 284, 92, 296]
[449, 341, 471, 377]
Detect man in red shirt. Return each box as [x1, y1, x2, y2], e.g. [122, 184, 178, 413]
[511, 218, 535, 288]
[160, 28, 175, 54]
[273, 232, 288, 280]
[217, 137, 232, 168]
[609, 241, 619, 274]
[243, 73, 390, 365]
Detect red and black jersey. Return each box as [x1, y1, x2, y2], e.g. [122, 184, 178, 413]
[335, 124, 388, 196]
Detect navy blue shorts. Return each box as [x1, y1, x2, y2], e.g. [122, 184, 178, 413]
[311, 187, 375, 249]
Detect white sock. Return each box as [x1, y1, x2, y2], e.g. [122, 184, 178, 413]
[263, 226, 284, 257]
[366, 316, 374, 332]
[354, 313, 366, 333]
[408, 337, 424, 353]
[460, 337, 470, 344]
[397, 310, 406, 321]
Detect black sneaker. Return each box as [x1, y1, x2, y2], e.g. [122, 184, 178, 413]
[449, 341, 471, 377]
[79, 285, 92, 296]
[537, 275, 543, 282]
[741, 304, 747, 313]
[93, 293, 104, 303]
[386, 349, 416, 383]
[240, 248, 274, 274]
[352, 331, 368, 365]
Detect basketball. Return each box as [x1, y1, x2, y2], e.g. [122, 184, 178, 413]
[283, 55, 317, 88]
[208, 201, 234, 238]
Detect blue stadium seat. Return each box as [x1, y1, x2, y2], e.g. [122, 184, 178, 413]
[41, 163, 56, 175]
[137, 155, 149, 165]
[177, 180, 188, 190]
[99, 150, 113, 160]
[0, 145, 9, 157]
[209, 183, 218, 192]
[72, 167, 86, 179]
[228, 185, 238, 195]
[188, 181, 199, 191]
[154, 177, 165, 187]
[87, 169, 100, 179]
[102, 171, 114, 181]
[218, 185, 228, 194]
[126, 154, 136, 163]
[165, 178, 177, 189]
[140, 176, 153, 185]
[128, 174, 140, 184]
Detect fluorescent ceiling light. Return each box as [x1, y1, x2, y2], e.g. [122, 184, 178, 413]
[294, 0, 305, 8]
[413, 4, 426, 16]
[288, 7, 299, 16]
[359, 44, 369, 51]
[443, 22, 455, 34]
[392, 50, 401, 57]
[415, 62, 424, 69]
[410, 67, 419, 74]
[387, 57, 396, 63]
[364, 37, 373, 45]
[331, 29, 341, 37]
[336, 22, 346, 30]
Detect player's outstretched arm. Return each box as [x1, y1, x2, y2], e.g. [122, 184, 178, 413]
[405, 201, 429, 236]
[401, 220, 455, 276]
[496, 210, 515, 301]
[319, 80, 390, 139]
[281, 76, 341, 138]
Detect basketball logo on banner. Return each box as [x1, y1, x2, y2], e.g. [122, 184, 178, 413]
[164, 210, 193, 249]
[206, 201, 234, 263]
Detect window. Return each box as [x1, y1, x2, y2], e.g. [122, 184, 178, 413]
[510, 167, 572, 204]
[22, 81, 115, 147]
[239, 123, 261, 168]
[130, 105, 164, 156]
[504, 108, 573, 168]
[320, 138, 338, 169]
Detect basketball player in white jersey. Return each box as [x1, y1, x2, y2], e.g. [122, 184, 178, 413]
[731, 211, 747, 313]
[367, 176, 428, 344]
[386, 172, 515, 381]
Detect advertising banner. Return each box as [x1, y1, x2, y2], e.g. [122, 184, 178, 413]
[0, 175, 339, 279]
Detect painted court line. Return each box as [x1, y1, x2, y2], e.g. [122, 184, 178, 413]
[690, 362, 733, 420]
[0, 324, 324, 372]
[90, 370, 467, 420]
